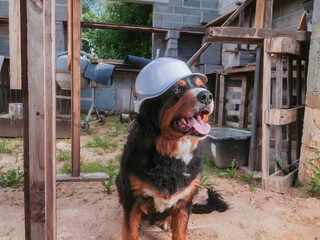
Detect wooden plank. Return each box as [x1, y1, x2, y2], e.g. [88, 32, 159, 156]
[265, 106, 305, 125]
[206, 27, 311, 45]
[226, 110, 240, 116]
[9, 0, 21, 89]
[227, 87, 242, 92]
[262, 39, 272, 189]
[254, 0, 265, 28]
[286, 57, 293, 164]
[239, 75, 248, 128]
[67, 0, 72, 70]
[264, 0, 274, 29]
[214, 74, 220, 124]
[297, 11, 307, 31]
[226, 98, 241, 104]
[218, 75, 226, 126]
[206, 9, 236, 27]
[296, 59, 302, 160]
[70, 0, 81, 177]
[274, 55, 283, 170]
[187, 42, 211, 66]
[21, 0, 57, 238]
[265, 37, 301, 56]
[221, 0, 254, 27]
[225, 121, 240, 128]
[57, 173, 109, 182]
[265, 168, 298, 193]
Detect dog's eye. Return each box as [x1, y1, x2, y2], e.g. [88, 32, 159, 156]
[174, 86, 183, 94]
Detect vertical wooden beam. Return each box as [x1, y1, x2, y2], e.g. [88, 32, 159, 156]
[239, 75, 248, 128]
[264, 0, 274, 29]
[214, 74, 220, 124]
[274, 55, 283, 170]
[296, 59, 302, 160]
[254, 0, 265, 28]
[262, 39, 272, 188]
[248, 46, 263, 171]
[70, 0, 81, 177]
[21, 0, 57, 239]
[9, 0, 21, 90]
[218, 75, 226, 127]
[286, 57, 293, 164]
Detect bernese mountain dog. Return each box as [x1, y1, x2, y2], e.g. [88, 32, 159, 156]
[116, 75, 228, 240]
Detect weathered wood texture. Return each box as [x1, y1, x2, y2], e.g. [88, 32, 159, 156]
[265, 37, 301, 55]
[265, 106, 305, 125]
[9, 0, 21, 89]
[21, 0, 57, 239]
[206, 27, 311, 45]
[69, 0, 81, 177]
[254, 0, 265, 28]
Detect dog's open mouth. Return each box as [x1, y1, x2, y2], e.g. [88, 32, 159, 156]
[173, 111, 210, 137]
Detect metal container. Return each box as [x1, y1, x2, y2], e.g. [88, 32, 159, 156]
[55, 70, 90, 90]
[202, 128, 251, 168]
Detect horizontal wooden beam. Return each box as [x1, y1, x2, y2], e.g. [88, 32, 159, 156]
[206, 27, 311, 45]
[264, 106, 305, 125]
[57, 173, 109, 182]
[265, 37, 301, 55]
[62, 20, 204, 35]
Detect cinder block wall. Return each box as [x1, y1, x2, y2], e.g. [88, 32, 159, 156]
[299, 0, 320, 184]
[152, 0, 221, 69]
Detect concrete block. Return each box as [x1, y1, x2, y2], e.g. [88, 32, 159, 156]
[166, 38, 178, 49]
[301, 106, 320, 150]
[298, 143, 320, 185]
[0, 2, 8, 17]
[153, 22, 173, 28]
[306, 92, 320, 110]
[202, 64, 224, 73]
[201, 0, 219, 9]
[182, 0, 200, 8]
[163, 14, 183, 24]
[165, 30, 180, 40]
[306, 23, 320, 92]
[200, 43, 221, 65]
[153, 14, 163, 22]
[280, 1, 301, 17]
[183, 15, 201, 25]
[154, 4, 174, 14]
[201, 11, 219, 24]
[169, 0, 183, 7]
[165, 48, 179, 57]
[174, 7, 192, 15]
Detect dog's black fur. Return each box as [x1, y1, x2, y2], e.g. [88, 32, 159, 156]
[116, 76, 228, 240]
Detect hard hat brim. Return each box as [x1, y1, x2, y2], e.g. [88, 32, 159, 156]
[137, 72, 207, 112]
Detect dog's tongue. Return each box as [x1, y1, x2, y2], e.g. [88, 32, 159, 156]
[186, 115, 210, 135]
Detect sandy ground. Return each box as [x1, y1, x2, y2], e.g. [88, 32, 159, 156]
[0, 116, 320, 240]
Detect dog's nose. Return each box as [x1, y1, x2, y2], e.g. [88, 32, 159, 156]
[197, 90, 213, 105]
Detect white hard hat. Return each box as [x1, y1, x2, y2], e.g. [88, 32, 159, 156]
[135, 57, 207, 107]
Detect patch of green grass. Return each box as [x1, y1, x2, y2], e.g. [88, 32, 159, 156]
[241, 171, 256, 184]
[0, 138, 13, 154]
[56, 148, 71, 162]
[0, 166, 24, 188]
[219, 159, 239, 178]
[80, 161, 106, 173]
[203, 157, 221, 175]
[85, 136, 118, 153]
[300, 148, 320, 198]
[199, 174, 218, 190]
[58, 162, 71, 174]
[101, 157, 120, 194]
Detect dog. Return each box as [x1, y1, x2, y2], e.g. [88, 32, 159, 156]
[116, 74, 228, 240]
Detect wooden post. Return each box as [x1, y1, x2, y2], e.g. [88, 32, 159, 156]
[9, 0, 21, 90]
[248, 47, 263, 171]
[69, 0, 81, 177]
[254, 0, 265, 28]
[262, 39, 272, 189]
[286, 57, 293, 164]
[218, 75, 226, 126]
[214, 74, 220, 124]
[296, 59, 302, 160]
[239, 75, 248, 128]
[21, 0, 57, 239]
[274, 55, 283, 169]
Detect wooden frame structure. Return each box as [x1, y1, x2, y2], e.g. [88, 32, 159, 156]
[21, 0, 57, 238]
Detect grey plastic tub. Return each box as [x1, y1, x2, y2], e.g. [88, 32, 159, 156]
[202, 128, 251, 168]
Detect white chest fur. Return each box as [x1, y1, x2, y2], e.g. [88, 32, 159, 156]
[175, 137, 195, 165]
[143, 186, 193, 213]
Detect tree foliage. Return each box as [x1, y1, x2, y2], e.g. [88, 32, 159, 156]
[82, 0, 153, 59]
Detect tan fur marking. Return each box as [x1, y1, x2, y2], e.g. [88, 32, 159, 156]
[122, 202, 141, 240]
[156, 91, 197, 156]
[171, 208, 188, 240]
